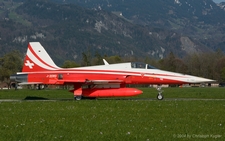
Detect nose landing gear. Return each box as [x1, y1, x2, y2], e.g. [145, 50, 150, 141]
[156, 85, 164, 100]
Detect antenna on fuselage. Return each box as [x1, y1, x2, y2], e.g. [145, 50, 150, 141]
[103, 59, 109, 65]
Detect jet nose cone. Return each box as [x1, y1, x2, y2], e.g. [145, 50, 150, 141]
[205, 78, 216, 83]
[185, 75, 216, 83]
[194, 77, 216, 83]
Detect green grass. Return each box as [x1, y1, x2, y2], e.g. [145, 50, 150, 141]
[0, 87, 225, 140]
[0, 89, 72, 100]
[139, 87, 225, 99]
[1, 87, 225, 100]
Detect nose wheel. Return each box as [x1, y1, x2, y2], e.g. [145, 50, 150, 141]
[157, 93, 164, 100]
[156, 85, 164, 100]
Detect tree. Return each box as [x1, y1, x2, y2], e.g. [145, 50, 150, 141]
[0, 50, 22, 89]
[81, 52, 91, 66]
[104, 55, 122, 64]
[92, 51, 103, 65]
[185, 53, 201, 76]
[173, 58, 188, 74]
[221, 67, 225, 83]
[215, 57, 225, 82]
[61, 60, 80, 68]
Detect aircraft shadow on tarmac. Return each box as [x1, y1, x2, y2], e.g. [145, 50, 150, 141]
[23, 96, 154, 101]
[24, 96, 49, 100]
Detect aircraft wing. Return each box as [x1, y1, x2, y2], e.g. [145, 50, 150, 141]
[85, 80, 124, 84]
[59, 79, 124, 84]
[18, 82, 43, 85]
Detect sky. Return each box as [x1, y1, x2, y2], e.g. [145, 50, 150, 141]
[213, 0, 225, 3]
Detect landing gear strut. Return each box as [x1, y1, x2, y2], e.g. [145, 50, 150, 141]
[156, 85, 164, 100]
[73, 84, 82, 101]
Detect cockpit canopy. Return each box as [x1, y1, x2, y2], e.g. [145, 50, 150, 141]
[131, 62, 157, 69]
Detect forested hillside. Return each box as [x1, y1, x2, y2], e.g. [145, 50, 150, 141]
[0, 0, 221, 65]
[52, 0, 225, 53]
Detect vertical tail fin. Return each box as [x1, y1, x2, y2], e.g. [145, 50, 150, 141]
[22, 42, 61, 72]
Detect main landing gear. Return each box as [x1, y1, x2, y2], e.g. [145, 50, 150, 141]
[74, 96, 82, 101]
[74, 96, 96, 100]
[156, 85, 164, 100]
[73, 84, 83, 101]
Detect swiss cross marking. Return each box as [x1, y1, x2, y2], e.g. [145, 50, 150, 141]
[25, 60, 34, 69]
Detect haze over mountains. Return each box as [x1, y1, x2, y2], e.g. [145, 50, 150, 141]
[0, 0, 225, 65]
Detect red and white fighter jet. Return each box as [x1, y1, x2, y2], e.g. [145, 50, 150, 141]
[10, 42, 215, 100]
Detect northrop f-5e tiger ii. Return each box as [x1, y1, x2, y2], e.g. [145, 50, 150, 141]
[10, 42, 215, 100]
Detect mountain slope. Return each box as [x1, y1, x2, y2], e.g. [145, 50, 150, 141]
[53, 0, 225, 25]
[0, 0, 219, 65]
[51, 0, 225, 53]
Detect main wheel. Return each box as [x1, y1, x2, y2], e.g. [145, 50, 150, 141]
[157, 93, 163, 100]
[75, 96, 82, 100]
